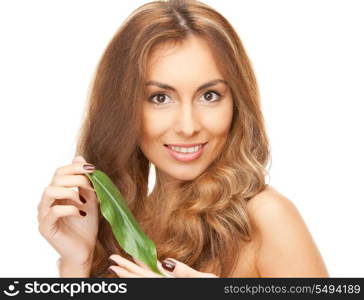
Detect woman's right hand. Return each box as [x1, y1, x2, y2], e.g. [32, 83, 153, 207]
[37, 155, 99, 268]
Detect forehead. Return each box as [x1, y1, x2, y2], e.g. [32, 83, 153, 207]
[146, 36, 222, 81]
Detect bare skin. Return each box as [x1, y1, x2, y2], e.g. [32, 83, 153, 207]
[228, 185, 329, 277]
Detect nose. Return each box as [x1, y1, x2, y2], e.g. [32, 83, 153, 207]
[174, 102, 201, 137]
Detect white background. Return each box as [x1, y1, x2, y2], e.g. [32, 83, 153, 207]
[0, 0, 363, 277]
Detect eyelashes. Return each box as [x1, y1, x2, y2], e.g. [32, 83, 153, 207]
[147, 90, 222, 105]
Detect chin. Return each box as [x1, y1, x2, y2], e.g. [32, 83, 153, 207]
[169, 166, 206, 182]
[175, 174, 199, 181]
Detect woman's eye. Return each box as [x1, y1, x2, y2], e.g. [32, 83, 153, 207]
[148, 93, 171, 105]
[200, 90, 221, 102]
[148, 90, 221, 105]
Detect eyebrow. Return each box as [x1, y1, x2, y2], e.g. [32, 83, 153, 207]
[145, 79, 228, 93]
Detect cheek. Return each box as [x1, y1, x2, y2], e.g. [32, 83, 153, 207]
[141, 108, 172, 142]
[201, 101, 233, 135]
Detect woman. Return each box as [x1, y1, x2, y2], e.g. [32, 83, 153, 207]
[37, 0, 329, 278]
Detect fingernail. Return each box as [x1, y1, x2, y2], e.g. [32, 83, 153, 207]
[83, 163, 95, 171]
[79, 210, 87, 217]
[162, 259, 176, 272]
[80, 195, 87, 204]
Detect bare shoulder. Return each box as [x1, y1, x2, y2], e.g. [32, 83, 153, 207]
[247, 185, 293, 215]
[245, 185, 329, 277]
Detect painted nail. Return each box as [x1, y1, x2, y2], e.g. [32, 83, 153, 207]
[79, 210, 87, 217]
[83, 163, 95, 171]
[162, 259, 176, 272]
[80, 195, 87, 204]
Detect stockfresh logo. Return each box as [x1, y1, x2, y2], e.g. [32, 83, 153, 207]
[3, 281, 20, 297]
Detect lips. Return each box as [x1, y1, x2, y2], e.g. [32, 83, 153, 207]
[164, 142, 208, 162]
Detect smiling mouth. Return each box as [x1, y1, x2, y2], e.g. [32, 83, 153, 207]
[163, 142, 208, 154]
[164, 142, 208, 162]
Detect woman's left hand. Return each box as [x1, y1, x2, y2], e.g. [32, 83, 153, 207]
[108, 254, 218, 278]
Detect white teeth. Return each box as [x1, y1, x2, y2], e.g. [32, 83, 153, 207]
[169, 145, 202, 153]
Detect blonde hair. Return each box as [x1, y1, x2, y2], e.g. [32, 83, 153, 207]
[75, 0, 271, 277]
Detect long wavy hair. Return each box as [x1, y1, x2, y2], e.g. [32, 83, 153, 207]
[75, 0, 271, 277]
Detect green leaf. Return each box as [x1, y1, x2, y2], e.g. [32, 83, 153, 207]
[85, 169, 164, 276]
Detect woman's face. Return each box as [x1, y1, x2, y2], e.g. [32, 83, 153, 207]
[139, 36, 233, 184]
